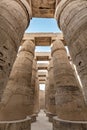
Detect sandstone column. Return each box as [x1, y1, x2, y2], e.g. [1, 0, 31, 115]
[34, 73, 40, 114]
[0, 40, 35, 122]
[52, 39, 87, 130]
[30, 59, 38, 122]
[55, 0, 87, 103]
[47, 59, 56, 122]
[45, 73, 49, 111]
[0, 0, 32, 101]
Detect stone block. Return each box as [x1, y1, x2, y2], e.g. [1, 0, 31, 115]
[53, 117, 87, 130]
[0, 117, 31, 130]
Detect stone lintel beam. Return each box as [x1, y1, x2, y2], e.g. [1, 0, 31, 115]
[39, 81, 46, 84]
[31, 0, 55, 18]
[35, 52, 51, 61]
[37, 63, 49, 70]
[23, 33, 65, 46]
[38, 77, 46, 82]
[38, 72, 48, 77]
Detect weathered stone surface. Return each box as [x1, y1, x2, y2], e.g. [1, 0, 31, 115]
[32, 0, 55, 18]
[51, 39, 87, 121]
[0, 117, 31, 130]
[45, 76, 50, 112]
[53, 117, 87, 130]
[23, 33, 64, 46]
[34, 73, 40, 114]
[30, 59, 38, 122]
[28, 59, 37, 117]
[0, 40, 35, 121]
[0, 0, 31, 101]
[30, 114, 37, 123]
[48, 59, 56, 114]
[47, 59, 56, 122]
[55, 0, 87, 103]
[47, 112, 56, 122]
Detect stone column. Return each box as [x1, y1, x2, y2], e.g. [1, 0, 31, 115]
[34, 73, 40, 114]
[51, 39, 87, 130]
[47, 59, 56, 122]
[45, 75, 50, 114]
[30, 59, 37, 122]
[55, 0, 87, 103]
[0, 0, 32, 100]
[0, 40, 35, 123]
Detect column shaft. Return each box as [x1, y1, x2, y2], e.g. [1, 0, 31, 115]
[55, 0, 87, 102]
[51, 39, 87, 121]
[0, 40, 35, 121]
[30, 59, 38, 122]
[34, 73, 40, 115]
[0, 0, 31, 100]
[45, 76, 49, 112]
[47, 59, 56, 122]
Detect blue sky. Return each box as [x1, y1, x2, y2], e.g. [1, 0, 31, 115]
[26, 18, 61, 53]
[25, 18, 61, 33]
[35, 46, 51, 52]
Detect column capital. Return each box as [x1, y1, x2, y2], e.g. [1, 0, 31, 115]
[51, 39, 66, 56]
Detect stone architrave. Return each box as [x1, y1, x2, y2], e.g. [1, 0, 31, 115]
[0, 0, 32, 101]
[0, 40, 35, 121]
[55, 0, 87, 103]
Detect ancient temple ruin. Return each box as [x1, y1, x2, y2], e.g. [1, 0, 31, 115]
[0, 0, 87, 130]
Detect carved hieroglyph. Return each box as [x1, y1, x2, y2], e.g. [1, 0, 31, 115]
[0, 0, 32, 101]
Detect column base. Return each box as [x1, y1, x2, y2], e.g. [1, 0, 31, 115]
[0, 117, 31, 130]
[53, 116, 87, 130]
[46, 112, 56, 122]
[30, 114, 37, 123]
